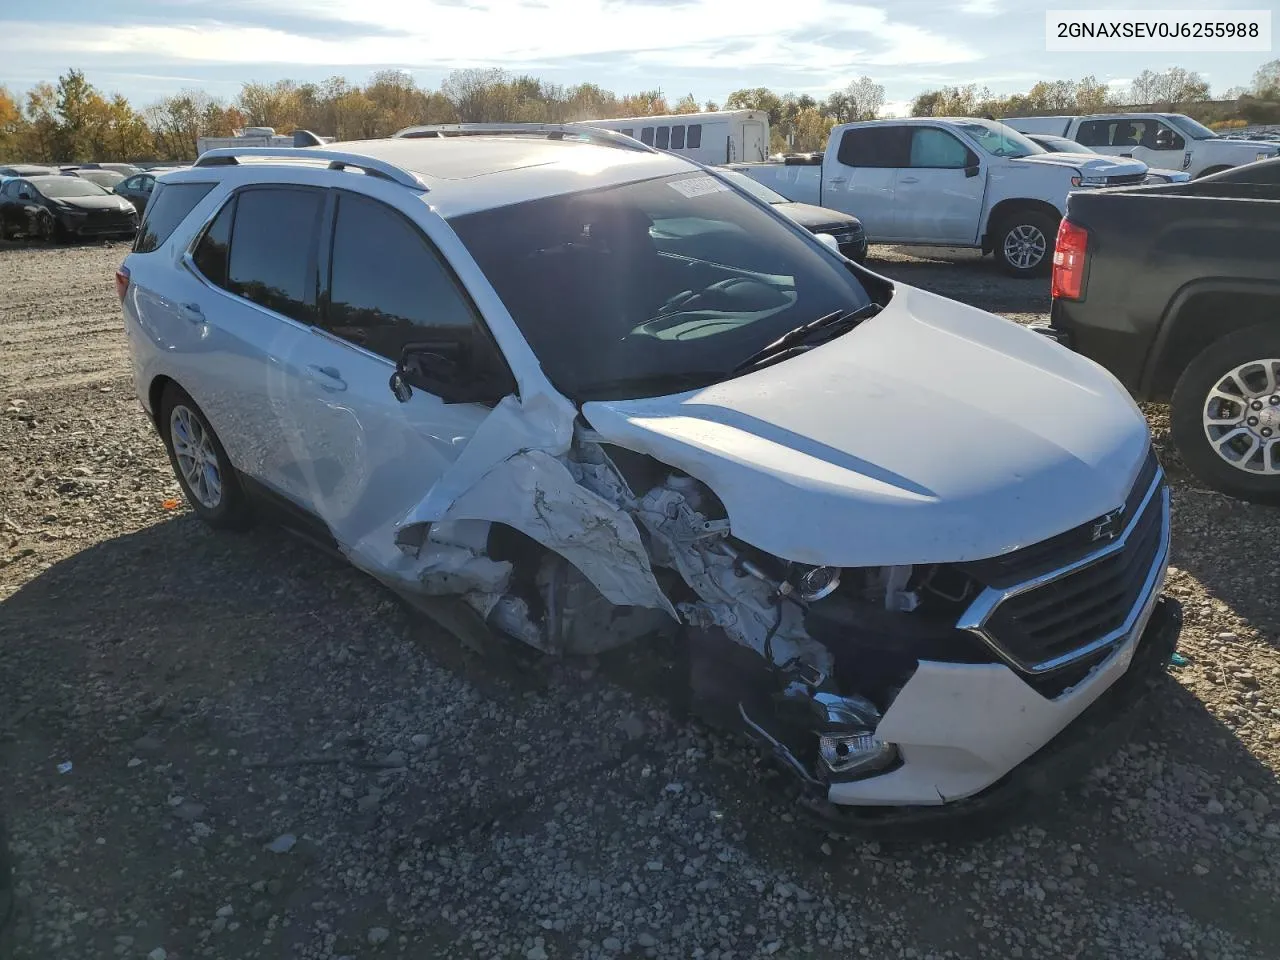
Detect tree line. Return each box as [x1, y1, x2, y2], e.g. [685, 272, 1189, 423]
[2, 62, 1277, 165]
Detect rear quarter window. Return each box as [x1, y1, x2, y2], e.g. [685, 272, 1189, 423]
[133, 181, 217, 254]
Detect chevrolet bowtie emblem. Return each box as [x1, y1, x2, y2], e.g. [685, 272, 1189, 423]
[1091, 507, 1125, 542]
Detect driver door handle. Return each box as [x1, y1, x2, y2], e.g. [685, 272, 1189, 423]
[306, 364, 347, 392]
[898, 176, 920, 184]
[827, 176, 847, 184]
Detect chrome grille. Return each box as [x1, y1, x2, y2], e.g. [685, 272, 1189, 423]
[957, 455, 1170, 675]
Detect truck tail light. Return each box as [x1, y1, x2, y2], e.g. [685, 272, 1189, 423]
[115, 265, 131, 301]
[1051, 219, 1088, 301]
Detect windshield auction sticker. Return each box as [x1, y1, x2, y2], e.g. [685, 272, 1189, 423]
[1047, 10, 1271, 51]
[669, 176, 731, 198]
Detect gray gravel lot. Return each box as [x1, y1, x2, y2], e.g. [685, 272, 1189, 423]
[2, 240, 1279, 960]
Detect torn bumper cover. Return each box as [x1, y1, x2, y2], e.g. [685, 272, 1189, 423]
[799, 595, 1182, 834]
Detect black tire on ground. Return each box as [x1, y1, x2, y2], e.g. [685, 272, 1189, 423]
[1170, 323, 1280, 504]
[36, 213, 56, 244]
[158, 383, 255, 529]
[992, 209, 1059, 278]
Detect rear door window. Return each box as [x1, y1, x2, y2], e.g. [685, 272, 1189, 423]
[323, 191, 485, 362]
[225, 187, 324, 324]
[836, 126, 911, 167]
[133, 181, 216, 253]
[191, 196, 235, 288]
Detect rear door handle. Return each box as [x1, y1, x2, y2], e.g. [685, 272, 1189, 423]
[898, 176, 920, 184]
[828, 176, 847, 184]
[306, 364, 347, 392]
[179, 302, 204, 324]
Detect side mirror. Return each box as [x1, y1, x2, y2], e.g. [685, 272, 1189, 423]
[964, 164, 980, 179]
[389, 338, 515, 406]
[815, 232, 841, 255]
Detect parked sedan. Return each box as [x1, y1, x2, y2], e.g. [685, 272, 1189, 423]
[65, 168, 127, 191]
[1026, 134, 1191, 184]
[715, 168, 869, 262]
[114, 172, 157, 213]
[0, 175, 138, 241]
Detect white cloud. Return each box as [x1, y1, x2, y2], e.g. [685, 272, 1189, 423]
[0, 1, 981, 74]
[958, 0, 1000, 14]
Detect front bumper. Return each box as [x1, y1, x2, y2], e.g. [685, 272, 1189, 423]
[800, 594, 1181, 837]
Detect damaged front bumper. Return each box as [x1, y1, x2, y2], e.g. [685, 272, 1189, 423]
[797, 594, 1182, 836]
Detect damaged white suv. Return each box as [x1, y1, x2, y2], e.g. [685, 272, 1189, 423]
[118, 124, 1181, 827]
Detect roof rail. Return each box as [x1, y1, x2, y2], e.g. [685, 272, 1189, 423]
[392, 123, 657, 153]
[192, 147, 428, 191]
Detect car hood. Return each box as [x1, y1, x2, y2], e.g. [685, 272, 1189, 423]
[774, 202, 861, 230]
[53, 195, 135, 212]
[1014, 153, 1148, 177]
[581, 284, 1151, 567]
[1215, 139, 1280, 152]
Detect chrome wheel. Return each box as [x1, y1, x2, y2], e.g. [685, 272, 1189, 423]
[1002, 224, 1047, 271]
[169, 404, 223, 508]
[1202, 359, 1280, 475]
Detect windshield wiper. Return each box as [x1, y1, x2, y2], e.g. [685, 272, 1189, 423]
[731, 302, 883, 375]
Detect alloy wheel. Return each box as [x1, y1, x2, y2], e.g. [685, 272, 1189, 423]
[1201, 359, 1280, 475]
[169, 404, 223, 508]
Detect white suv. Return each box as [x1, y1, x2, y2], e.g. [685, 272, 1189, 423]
[117, 126, 1180, 826]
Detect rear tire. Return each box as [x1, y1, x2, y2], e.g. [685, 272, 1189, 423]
[1170, 324, 1280, 504]
[993, 210, 1058, 278]
[159, 384, 254, 529]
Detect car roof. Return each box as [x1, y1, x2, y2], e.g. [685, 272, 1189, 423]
[169, 135, 694, 218]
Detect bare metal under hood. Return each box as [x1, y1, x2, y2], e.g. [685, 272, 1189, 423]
[582, 285, 1151, 568]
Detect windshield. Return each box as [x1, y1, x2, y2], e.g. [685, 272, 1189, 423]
[449, 172, 874, 402]
[952, 119, 1045, 158]
[717, 169, 789, 205]
[34, 177, 110, 198]
[1165, 114, 1219, 141]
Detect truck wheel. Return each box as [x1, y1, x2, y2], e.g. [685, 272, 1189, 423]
[1170, 325, 1280, 504]
[993, 211, 1057, 278]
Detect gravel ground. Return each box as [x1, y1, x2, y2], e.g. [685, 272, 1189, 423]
[2, 239, 1279, 960]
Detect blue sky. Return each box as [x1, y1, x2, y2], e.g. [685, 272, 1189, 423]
[0, 0, 1273, 116]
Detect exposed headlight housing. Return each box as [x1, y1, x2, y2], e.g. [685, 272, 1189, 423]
[819, 732, 898, 778]
[796, 565, 841, 601]
[1070, 175, 1109, 187]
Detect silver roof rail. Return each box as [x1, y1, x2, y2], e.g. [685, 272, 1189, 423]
[192, 147, 429, 191]
[392, 123, 657, 153]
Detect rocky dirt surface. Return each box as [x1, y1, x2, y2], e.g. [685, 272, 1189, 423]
[2, 240, 1279, 960]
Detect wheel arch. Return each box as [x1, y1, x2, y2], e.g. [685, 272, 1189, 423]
[982, 199, 1062, 254]
[147, 374, 177, 432]
[1142, 280, 1280, 403]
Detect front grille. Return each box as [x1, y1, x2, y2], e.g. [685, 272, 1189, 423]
[957, 450, 1169, 675]
[1105, 173, 1147, 186]
[958, 449, 1159, 589]
[822, 226, 864, 245]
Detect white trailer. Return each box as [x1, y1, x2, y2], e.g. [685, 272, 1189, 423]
[574, 110, 770, 164]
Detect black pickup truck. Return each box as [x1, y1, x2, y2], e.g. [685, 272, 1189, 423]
[1039, 158, 1280, 503]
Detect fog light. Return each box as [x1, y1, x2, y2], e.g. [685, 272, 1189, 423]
[797, 565, 841, 601]
[818, 733, 898, 779]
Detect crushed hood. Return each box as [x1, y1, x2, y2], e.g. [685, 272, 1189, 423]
[1014, 153, 1147, 178]
[582, 284, 1151, 568]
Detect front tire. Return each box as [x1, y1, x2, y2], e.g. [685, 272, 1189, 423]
[1170, 324, 1280, 504]
[993, 210, 1057, 278]
[159, 384, 254, 529]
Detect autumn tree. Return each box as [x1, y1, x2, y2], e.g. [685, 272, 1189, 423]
[822, 76, 885, 122]
[1252, 59, 1280, 98]
[0, 86, 27, 161]
[1129, 67, 1210, 106]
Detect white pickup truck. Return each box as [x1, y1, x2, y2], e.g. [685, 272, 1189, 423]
[727, 117, 1147, 277]
[1003, 113, 1280, 179]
